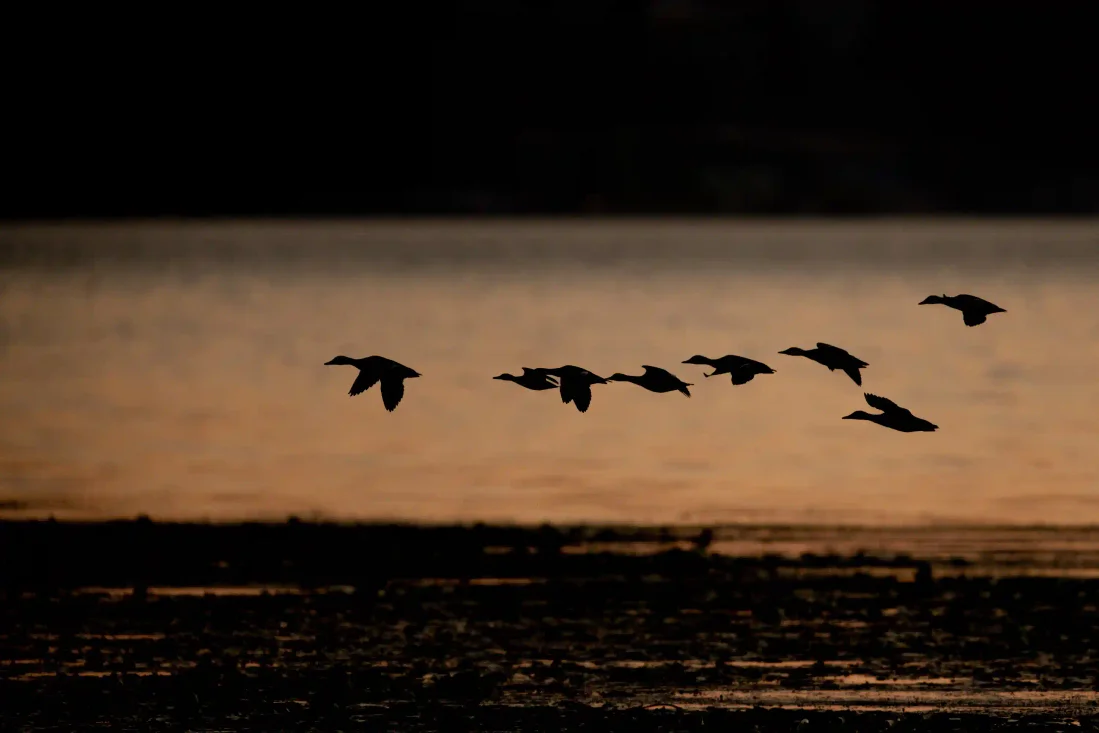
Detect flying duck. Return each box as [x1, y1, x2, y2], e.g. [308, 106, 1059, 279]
[324, 355, 421, 411]
[682, 354, 776, 385]
[919, 293, 1006, 327]
[607, 365, 693, 396]
[843, 393, 938, 432]
[493, 368, 559, 391]
[539, 365, 610, 413]
[779, 343, 868, 386]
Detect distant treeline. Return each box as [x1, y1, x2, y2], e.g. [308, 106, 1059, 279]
[4, 1, 1098, 218]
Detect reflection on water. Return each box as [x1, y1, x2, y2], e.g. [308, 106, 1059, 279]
[674, 688, 1099, 714]
[1, 220, 1098, 524]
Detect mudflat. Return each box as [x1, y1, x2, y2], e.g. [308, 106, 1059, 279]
[3, 521, 1099, 731]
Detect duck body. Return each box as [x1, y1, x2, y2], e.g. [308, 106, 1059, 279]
[607, 365, 693, 396]
[539, 365, 609, 413]
[682, 354, 775, 385]
[324, 355, 421, 411]
[919, 293, 1006, 327]
[493, 368, 559, 391]
[843, 393, 938, 432]
[779, 342, 868, 386]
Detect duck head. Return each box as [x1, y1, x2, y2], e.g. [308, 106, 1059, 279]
[606, 373, 632, 382]
[778, 347, 807, 356]
[919, 295, 946, 305]
[842, 410, 874, 421]
[682, 355, 712, 365]
[324, 355, 355, 366]
[492, 373, 517, 382]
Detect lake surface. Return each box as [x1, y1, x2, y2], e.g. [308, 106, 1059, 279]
[2, 219, 1098, 525]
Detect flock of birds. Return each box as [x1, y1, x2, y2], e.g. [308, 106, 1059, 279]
[325, 293, 1007, 433]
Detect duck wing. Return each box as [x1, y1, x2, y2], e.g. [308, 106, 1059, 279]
[729, 368, 757, 385]
[558, 377, 575, 405]
[380, 376, 407, 411]
[571, 382, 593, 413]
[815, 342, 849, 356]
[641, 365, 673, 378]
[349, 369, 382, 397]
[817, 342, 868, 367]
[864, 393, 911, 416]
[522, 367, 558, 386]
[962, 310, 988, 327]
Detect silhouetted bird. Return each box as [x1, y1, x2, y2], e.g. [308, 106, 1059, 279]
[682, 354, 776, 385]
[779, 343, 868, 386]
[493, 368, 559, 391]
[607, 365, 693, 396]
[324, 355, 421, 411]
[843, 393, 938, 432]
[540, 365, 609, 413]
[919, 293, 1006, 327]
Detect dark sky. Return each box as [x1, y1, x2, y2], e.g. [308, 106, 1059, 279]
[4, 1, 1098, 217]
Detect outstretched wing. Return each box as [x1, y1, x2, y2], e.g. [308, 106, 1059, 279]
[380, 377, 406, 411]
[349, 370, 382, 397]
[641, 365, 671, 378]
[864, 393, 909, 415]
[842, 366, 863, 386]
[962, 310, 987, 327]
[523, 367, 558, 385]
[571, 383, 593, 413]
[818, 342, 868, 367]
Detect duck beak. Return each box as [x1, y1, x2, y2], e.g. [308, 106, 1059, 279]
[324, 358, 338, 365]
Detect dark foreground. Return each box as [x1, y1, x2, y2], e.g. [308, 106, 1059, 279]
[4, 521, 1099, 731]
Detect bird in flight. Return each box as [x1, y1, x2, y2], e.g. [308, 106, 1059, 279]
[538, 365, 610, 413]
[682, 354, 776, 385]
[324, 355, 421, 411]
[493, 368, 560, 391]
[842, 393, 938, 432]
[607, 365, 693, 396]
[919, 293, 1006, 327]
[778, 343, 868, 386]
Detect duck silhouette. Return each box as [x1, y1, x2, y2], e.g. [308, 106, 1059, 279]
[324, 355, 421, 411]
[779, 343, 868, 386]
[919, 293, 1006, 327]
[493, 368, 559, 391]
[607, 365, 693, 396]
[843, 393, 938, 432]
[682, 354, 775, 385]
[539, 365, 610, 413]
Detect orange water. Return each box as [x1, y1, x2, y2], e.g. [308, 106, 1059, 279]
[2, 219, 1098, 524]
